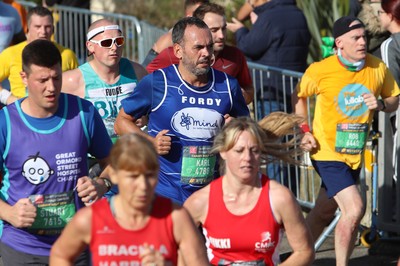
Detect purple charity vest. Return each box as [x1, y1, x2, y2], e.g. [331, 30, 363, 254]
[0, 94, 89, 256]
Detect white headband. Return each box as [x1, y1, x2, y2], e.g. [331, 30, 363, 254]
[87, 25, 121, 40]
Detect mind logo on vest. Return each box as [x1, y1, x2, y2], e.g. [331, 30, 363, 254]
[171, 107, 223, 139]
[21, 152, 54, 185]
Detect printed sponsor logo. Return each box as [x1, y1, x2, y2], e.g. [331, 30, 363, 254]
[98, 244, 169, 256]
[337, 84, 369, 117]
[255, 231, 276, 253]
[171, 107, 223, 139]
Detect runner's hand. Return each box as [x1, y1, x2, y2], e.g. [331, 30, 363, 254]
[8, 198, 36, 228]
[362, 93, 379, 110]
[300, 132, 317, 152]
[140, 243, 168, 266]
[76, 176, 104, 205]
[154, 129, 171, 155]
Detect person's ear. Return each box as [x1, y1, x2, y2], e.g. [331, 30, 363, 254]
[87, 40, 95, 55]
[335, 37, 343, 49]
[220, 151, 227, 161]
[20, 71, 28, 87]
[173, 43, 183, 60]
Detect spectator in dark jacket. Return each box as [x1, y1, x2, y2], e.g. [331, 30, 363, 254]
[228, 0, 310, 115]
[228, 0, 310, 183]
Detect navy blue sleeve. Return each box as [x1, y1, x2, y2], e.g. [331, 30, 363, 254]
[121, 74, 153, 118]
[228, 77, 250, 117]
[235, 19, 272, 60]
[121, 71, 166, 118]
[81, 100, 112, 159]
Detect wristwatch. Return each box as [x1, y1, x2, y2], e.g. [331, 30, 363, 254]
[96, 177, 112, 192]
[379, 99, 386, 111]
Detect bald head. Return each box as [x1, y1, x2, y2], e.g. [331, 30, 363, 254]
[87, 19, 121, 40]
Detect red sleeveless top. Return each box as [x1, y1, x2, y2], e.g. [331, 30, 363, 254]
[203, 175, 281, 265]
[90, 196, 178, 265]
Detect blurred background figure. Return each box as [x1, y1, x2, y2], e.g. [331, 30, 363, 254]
[3, 0, 27, 33]
[227, 0, 310, 117]
[358, 0, 390, 57]
[236, 0, 254, 22]
[0, 0, 25, 52]
[380, 0, 400, 88]
[0, 0, 26, 93]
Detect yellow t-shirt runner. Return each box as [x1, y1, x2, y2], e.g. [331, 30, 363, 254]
[297, 54, 400, 169]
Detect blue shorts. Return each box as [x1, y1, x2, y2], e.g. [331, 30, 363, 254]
[311, 160, 361, 198]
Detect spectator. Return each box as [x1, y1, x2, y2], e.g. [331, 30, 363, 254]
[146, 2, 254, 104]
[227, 0, 310, 116]
[0, 39, 112, 265]
[115, 17, 249, 205]
[292, 16, 400, 265]
[0, 6, 78, 105]
[50, 133, 210, 266]
[184, 114, 314, 265]
[358, 0, 390, 57]
[0, 1, 26, 52]
[141, 0, 209, 67]
[4, 0, 28, 33]
[380, 0, 400, 87]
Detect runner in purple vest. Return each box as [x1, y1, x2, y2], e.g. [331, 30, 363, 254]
[0, 39, 113, 265]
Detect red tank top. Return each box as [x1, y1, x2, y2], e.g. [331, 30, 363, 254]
[90, 196, 178, 265]
[203, 175, 281, 265]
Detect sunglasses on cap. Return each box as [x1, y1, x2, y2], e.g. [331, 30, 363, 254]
[89, 36, 125, 48]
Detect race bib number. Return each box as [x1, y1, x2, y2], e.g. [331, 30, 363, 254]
[28, 191, 76, 235]
[181, 146, 216, 185]
[335, 123, 368, 154]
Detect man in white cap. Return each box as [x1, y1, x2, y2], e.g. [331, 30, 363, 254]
[292, 16, 400, 265]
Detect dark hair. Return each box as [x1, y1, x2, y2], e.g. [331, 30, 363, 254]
[193, 2, 225, 20]
[27, 6, 53, 27]
[22, 39, 61, 74]
[382, 0, 400, 24]
[172, 16, 209, 44]
[184, 0, 209, 12]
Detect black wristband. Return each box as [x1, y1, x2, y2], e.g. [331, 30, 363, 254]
[96, 177, 112, 192]
[379, 99, 386, 111]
